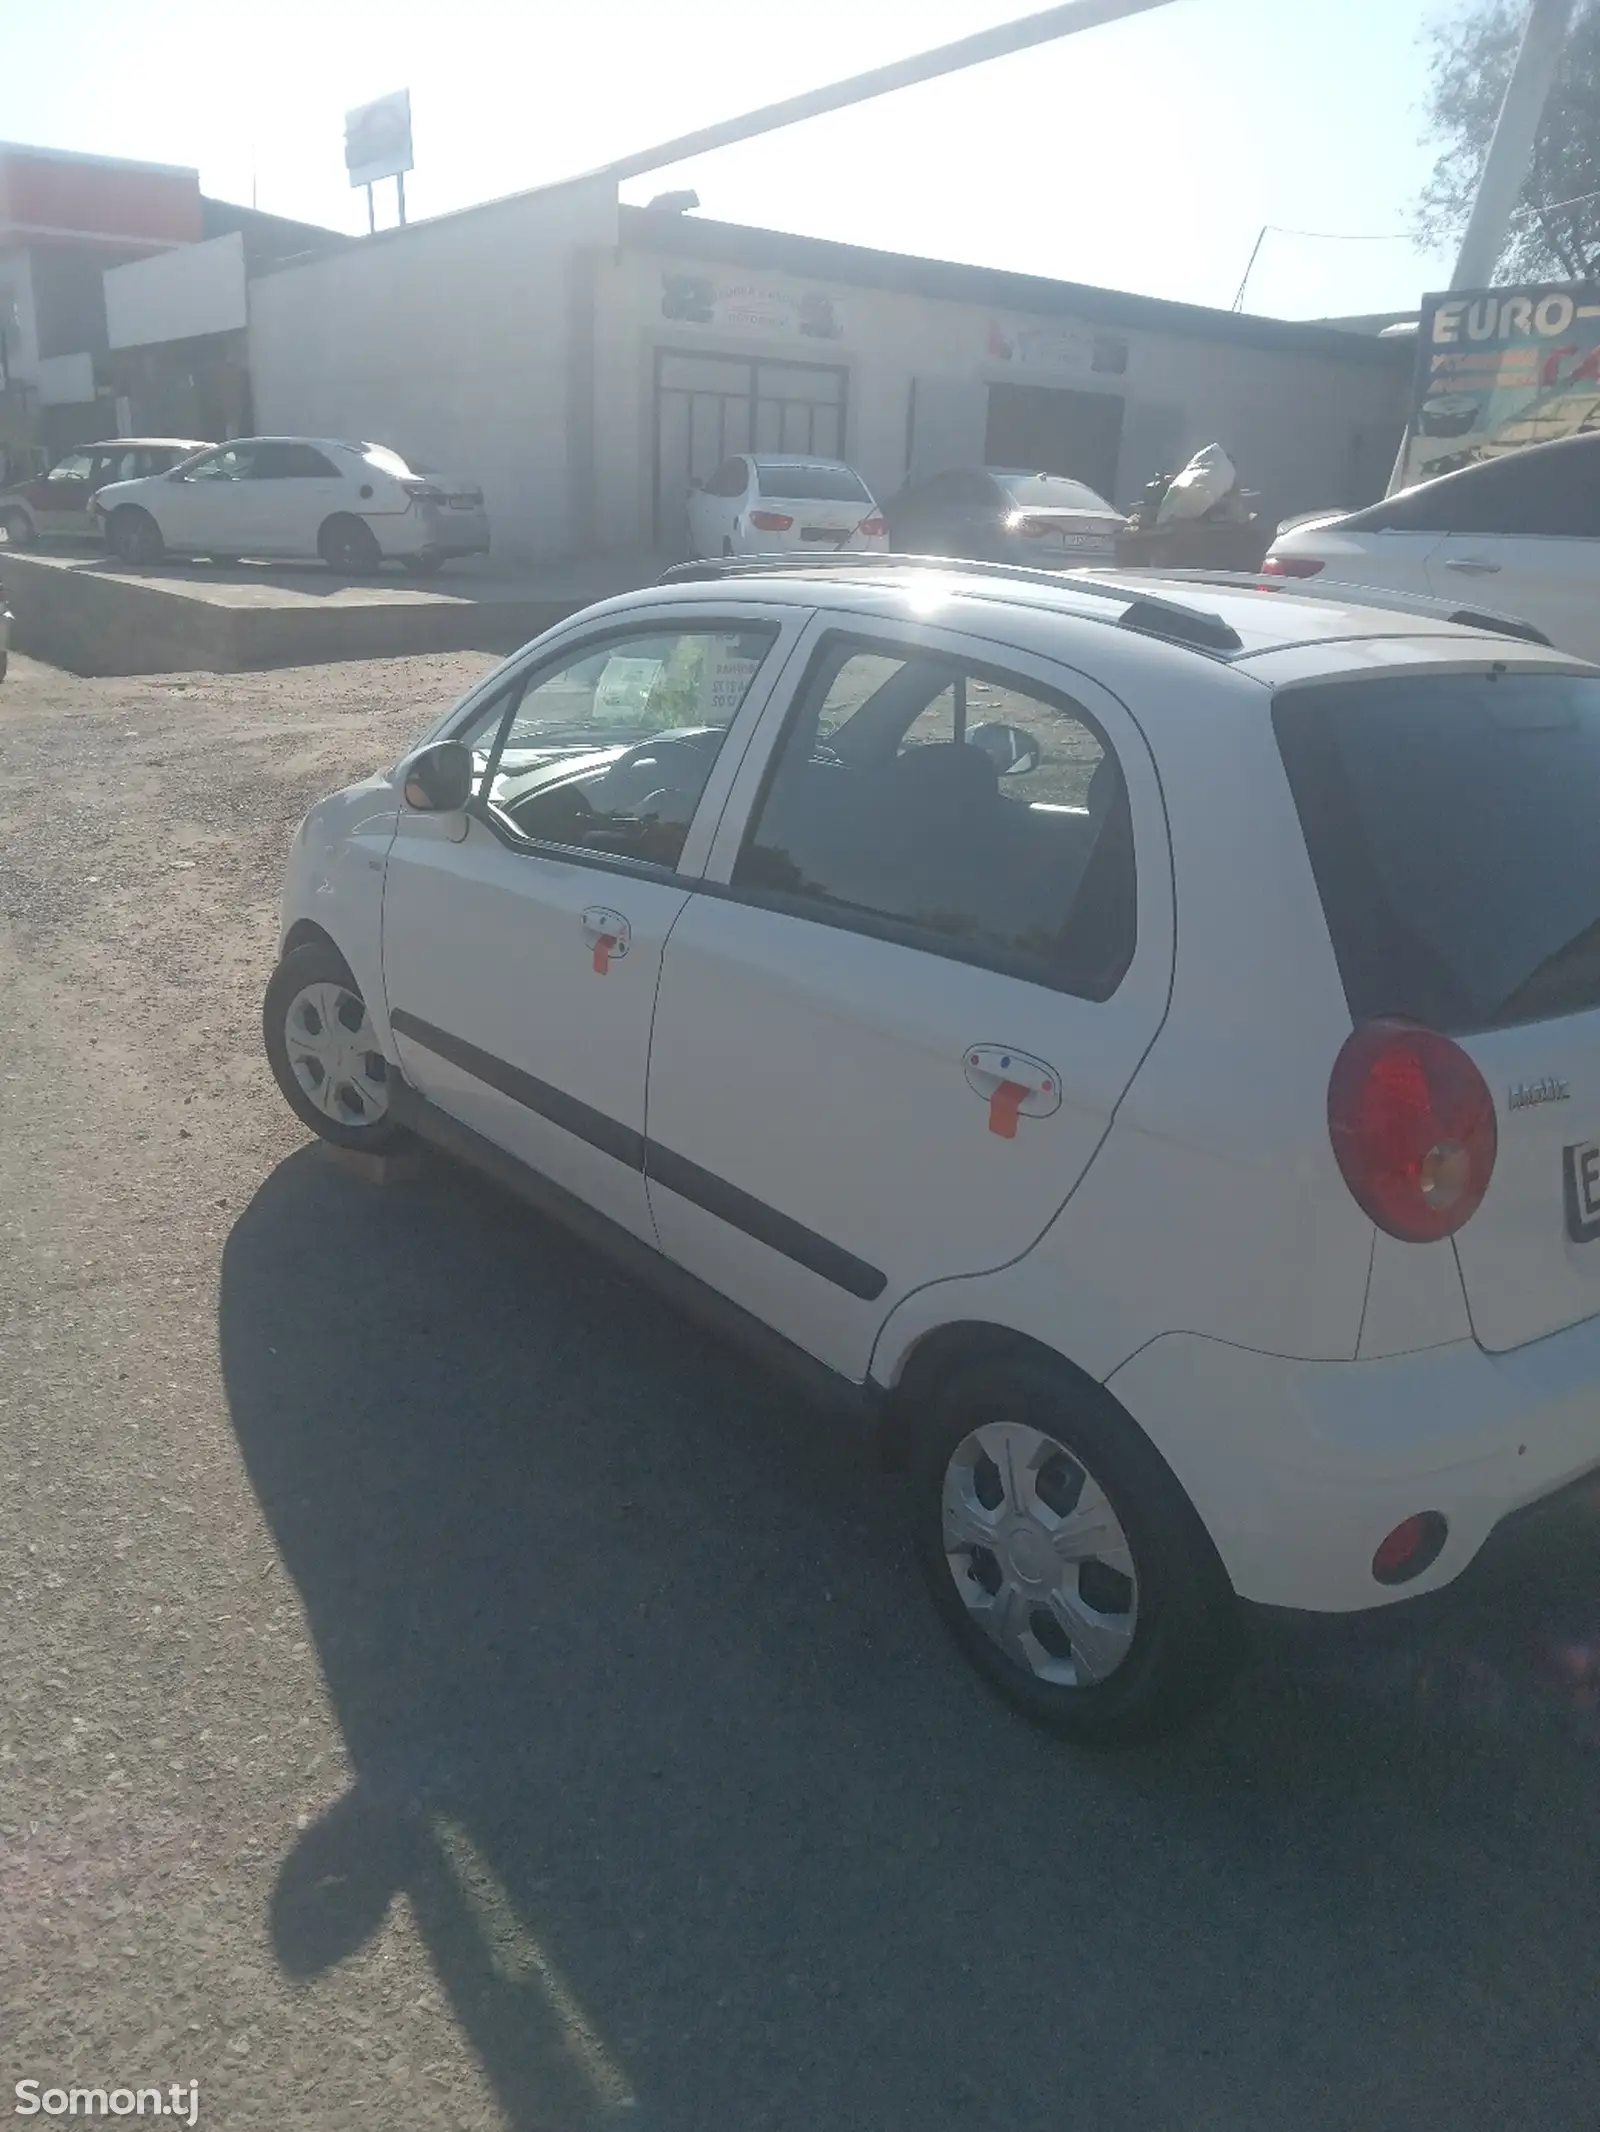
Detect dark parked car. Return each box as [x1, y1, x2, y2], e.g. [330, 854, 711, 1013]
[0, 438, 210, 547]
[884, 466, 1123, 569]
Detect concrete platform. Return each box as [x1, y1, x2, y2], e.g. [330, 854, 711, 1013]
[1, 549, 664, 676]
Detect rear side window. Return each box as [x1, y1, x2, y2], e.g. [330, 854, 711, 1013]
[1357, 444, 1600, 539]
[996, 473, 1113, 514]
[754, 461, 869, 502]
[733, 634, 1136, 997]
[1275, 671, 1600, 1032]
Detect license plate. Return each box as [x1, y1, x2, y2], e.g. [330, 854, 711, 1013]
[1563, 1140, 1600, 1241]
[1055, 532, 1112, 549]
[801, 526, 848, 543]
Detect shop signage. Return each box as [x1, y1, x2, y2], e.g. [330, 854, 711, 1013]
[660, 272, 844, 341]
[1401, 281, 1600, 485]
[987, 316, 1091, 372]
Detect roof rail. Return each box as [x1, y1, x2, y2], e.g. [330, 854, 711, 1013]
[656, 551, 1244, 654]
[1131, 568, 1554, 648]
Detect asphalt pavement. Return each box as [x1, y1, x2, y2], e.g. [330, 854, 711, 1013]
[4, 647, 1600, 2131]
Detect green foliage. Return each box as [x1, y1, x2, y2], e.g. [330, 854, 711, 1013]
[1417, 0, 1600, 281]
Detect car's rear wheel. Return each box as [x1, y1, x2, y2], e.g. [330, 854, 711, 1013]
[1, 507, 35, 548]
[263, 940, 405, 1152]
[400, 552, 445, 576]
[107, 507, 163, 566]
[318, 514, 382, 576]
[909, 1354, 1238, 1745]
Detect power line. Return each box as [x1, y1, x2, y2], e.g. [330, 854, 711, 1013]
[1231, 223, 1414, 312]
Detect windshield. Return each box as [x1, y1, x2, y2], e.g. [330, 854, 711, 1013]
[754, 460, 870, 502]
[994, 472, 1115, 514]
[1275, 669, 1600, 1033]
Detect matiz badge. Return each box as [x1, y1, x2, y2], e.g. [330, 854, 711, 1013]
[1508, 1075, 1570, 1111]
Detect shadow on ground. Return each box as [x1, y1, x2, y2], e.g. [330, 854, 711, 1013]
[221, 1148, 1600, 2132]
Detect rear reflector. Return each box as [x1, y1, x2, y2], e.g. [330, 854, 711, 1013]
[1261, 554, 1325, 578]
[1327, 1020, 1497, 1243]
[1372, 1511, 1448, 1585]
[749, 510, 794, 532]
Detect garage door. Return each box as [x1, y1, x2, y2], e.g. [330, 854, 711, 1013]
[654, 350, 848, 548]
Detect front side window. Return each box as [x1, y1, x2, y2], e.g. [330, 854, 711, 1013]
[185, 445, 257, 482]
[47, 453, 95, 483]
[458, 625, 777, 872]
[733, 636, 1136, 995]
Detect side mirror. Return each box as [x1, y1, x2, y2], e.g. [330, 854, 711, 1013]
[403, 739, 474, 812]
[969, 721, 1042, 776]
[168, 469, 192, 483]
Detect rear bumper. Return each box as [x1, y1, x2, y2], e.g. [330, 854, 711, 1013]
[377, 506, 491, 559]
[1107, 1316, 1600, 1613]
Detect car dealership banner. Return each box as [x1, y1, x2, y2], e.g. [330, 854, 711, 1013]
[1402, 281, 1600, 486]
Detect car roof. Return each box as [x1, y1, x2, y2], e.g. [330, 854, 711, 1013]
[80, 438, 210, 450]
[747, 453, 857, 465]
[642, 557, 1581, 674]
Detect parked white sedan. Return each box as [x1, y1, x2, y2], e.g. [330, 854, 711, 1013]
[265, 555, 1600, 1742]
[90, 437, 491, 575]
[1264, 431, 1600, 661]
[687, 454, 885, 558]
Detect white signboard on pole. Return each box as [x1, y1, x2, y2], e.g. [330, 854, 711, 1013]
[345, 90, 413, 188]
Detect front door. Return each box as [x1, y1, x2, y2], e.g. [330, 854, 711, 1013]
[642, 617, 1174, 1379]
[379, 612, 801, 1242]
[159, 441, 267, 553]
[32, 450, 97, 535]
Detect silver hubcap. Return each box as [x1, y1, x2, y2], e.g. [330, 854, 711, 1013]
[283, 981, 389, 1129]
[942, 1421, 1139, 1688]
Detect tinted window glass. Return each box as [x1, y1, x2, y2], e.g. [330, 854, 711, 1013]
[252, 442, 340, 478]
[1276, 671, 1600, 1032]
[754, 460, 869, 502]
[462, 626, 776, 872]
[734, 636, 1135, 996]
[186, 445, 257, 481]
[995, 472, 1114, 514]
[47, 453, 95, 483]
[703, 458, 749, 497]
[1361, 441, 1600, 538]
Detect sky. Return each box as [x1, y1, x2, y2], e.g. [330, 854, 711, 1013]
[0, 0, 1463, 319]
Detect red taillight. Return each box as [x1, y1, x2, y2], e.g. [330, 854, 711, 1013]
[859, 514, 886, 537]
[401, 478, 447, 504]
[1372, 1511, 1449, 1585]
[749, 510, 794, 532]
[1328, 1021, 1497, 1242]
[1016, 517, 1053, 538]
[1260, 554, 1325, 578]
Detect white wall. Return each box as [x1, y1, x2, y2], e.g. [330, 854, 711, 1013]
[105, 231, 246, 349]
[247, 177, 616, 565]
[592, 241, 1409, 553]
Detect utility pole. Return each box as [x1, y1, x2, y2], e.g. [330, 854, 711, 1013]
[1450, 0, 1573, 290]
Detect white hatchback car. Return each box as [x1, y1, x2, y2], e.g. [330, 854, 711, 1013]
[265, 555, 1600, 1742]
[1264, 431, 1600, 662]
[91, 437, 490, 575]
[687, 454, 885, 559]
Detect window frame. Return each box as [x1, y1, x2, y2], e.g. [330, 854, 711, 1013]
[703, 620, 1141, 1001]
[440, 610, 799, 885]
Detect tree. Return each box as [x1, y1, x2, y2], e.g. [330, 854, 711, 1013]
[1417, 0, 1600, 282]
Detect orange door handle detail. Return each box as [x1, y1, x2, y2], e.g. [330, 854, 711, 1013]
[987, 1079, 1030, 1138]
[581, 905, 630, 973]
[592, 933, 617, 975]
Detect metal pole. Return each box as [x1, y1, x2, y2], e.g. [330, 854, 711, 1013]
[397, 170, 407, 227]
[1450, 0, 1573, 290]
[366, 182, 375, 236]
[601, 0, 1182, 185]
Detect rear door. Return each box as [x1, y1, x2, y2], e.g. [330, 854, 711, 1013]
[1275, 663, 1600, 1353]
[642, 615, 1174, 1379]
[246, 441, 350, 557]
[1420, 447, 1600, 661]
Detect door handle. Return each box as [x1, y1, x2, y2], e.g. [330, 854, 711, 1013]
[581, 905, 630, 974]
[964, 1045, 1062, 1138]
[1443, 556, 1501, 574]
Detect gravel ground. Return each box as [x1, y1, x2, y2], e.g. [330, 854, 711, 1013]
[6, 646, 1600, 2131]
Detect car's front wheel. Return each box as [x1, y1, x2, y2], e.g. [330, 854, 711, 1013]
[107, 507, 163, 566]
[2, 507, 35, 548]
[263, 940, 404, 1152]
[909, 1354, 1238, 1745]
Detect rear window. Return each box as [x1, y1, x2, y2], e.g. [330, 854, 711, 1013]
[1275, 670, 1600, 1033]
[995, 472, 1114, 514]
[754, 460, 869, 502]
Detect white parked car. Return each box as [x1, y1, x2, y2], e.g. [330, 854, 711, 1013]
[265, 554, 1600, 1742]
[1264, 431, 1600, 662]
[90, 437, 490, 575]
[687, 454, 885, 559]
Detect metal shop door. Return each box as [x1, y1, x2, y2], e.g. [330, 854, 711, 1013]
[654, 350, 849, 548]
[984, 382, 1125, 503]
